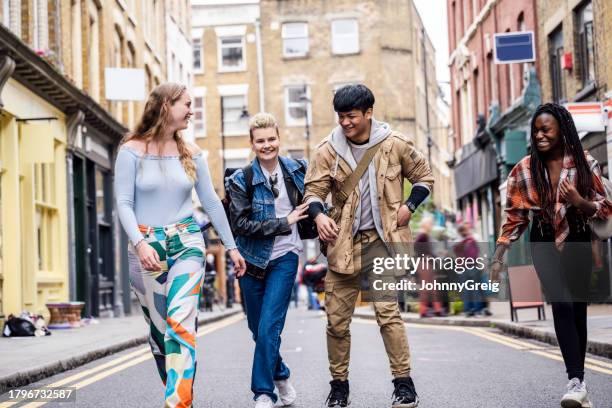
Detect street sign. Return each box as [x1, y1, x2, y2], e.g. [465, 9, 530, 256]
[105, 68, 146, 101]
[564, 102, 605, 133]
[494, 31, 535, 64]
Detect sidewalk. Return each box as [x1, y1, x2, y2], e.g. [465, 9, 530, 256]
[353, 302, 612, 359]
[0, 306, 242, 394]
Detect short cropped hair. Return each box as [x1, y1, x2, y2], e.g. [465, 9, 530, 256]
[333, 84, 375, 113]
[249, 112, 279, 140]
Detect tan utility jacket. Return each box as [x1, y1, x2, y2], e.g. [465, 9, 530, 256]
[304, 130, 434, 274]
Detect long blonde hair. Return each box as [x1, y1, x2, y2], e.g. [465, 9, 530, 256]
[121, 82, 197, 181]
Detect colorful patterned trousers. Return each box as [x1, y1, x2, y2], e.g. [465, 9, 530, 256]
[128, 216, 205, 408]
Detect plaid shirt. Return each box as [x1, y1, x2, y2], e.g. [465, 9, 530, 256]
[497, 151, 611, 248]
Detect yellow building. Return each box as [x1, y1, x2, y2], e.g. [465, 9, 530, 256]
[55, 0, 188, 317]
[0, 1, 124, 321]
[0, 77, 69, 319]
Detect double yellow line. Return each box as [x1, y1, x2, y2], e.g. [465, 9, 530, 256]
[354, 317, 612, 376]
[0, 314, 244, 408]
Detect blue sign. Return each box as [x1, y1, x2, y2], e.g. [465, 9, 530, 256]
[494, 31, 536, 64]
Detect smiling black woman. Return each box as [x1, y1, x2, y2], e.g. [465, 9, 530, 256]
[491, 103, 612, 408]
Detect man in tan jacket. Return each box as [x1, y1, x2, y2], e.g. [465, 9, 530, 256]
[304, 84, 434, 408]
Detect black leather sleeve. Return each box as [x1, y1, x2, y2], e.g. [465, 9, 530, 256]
[228, 178, 292, 238]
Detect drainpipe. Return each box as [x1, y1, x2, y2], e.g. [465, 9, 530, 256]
[66, 110, 84, 301]
[255, 18, 265, 111]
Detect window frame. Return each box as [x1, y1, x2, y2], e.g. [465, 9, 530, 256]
[217, 35, 246, 72]
[284, 85, 312, 127]
[331, 18, 359, 55]
[548, 26, 565, 103]
[193, 36, 204, 72]
[34, 161, 59, 273]
[575, 1, 595, 87]
[221, 94, 249, 136]
[282, 22, 309, 58]
[193, 91, 206, 138]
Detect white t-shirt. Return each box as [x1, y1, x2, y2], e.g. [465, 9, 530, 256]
[261, 163, 303, 260]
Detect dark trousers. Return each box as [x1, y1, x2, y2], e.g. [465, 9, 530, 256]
[530, 213, 591, 381]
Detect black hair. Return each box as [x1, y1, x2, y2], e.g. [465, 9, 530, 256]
[529, 103, 592, 221]
[333, 84, 375, 113]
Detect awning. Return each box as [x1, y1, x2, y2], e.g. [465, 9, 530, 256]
[453, 141, 498, 200]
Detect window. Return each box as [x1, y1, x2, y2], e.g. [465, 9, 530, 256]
[331, 19, 359, 55]
[285, 85, 311, 126]
[2, 0, 9, 27]
[575, 1, 594, 87]
[71, 0, 82, 86]
[31, 0, 49, 50]
[126, 44, 135, 127]
[193, 37, 203, 71]
[487, 52, 497, 103]
[95, 168, 109, 224]
[34, 161, 58, 272]
[218, 36, 245, 71]
[193, 92, 206, 137]
[113, 30, 123, 122]
[282, 22, 308, 57]
[472, 0, 479, 20]
[549, 26, 565, 103]
[517, 13, 530, 87]
[473, 69, 479, 116]
[221, 95, 248, 136]
[88, 8, 100, 102]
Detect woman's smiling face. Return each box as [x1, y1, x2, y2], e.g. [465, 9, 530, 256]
[168, 91, 193, 131]
[533, 113, 563, 154]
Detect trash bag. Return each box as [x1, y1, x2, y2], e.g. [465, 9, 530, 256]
[2, 313, 51, 337]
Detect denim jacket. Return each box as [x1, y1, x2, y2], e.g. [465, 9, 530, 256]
[226, 156, 307, 269]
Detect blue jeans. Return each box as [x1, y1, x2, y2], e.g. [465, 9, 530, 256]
[239, 251, 299, 402]
[460, 268, 485, 313]
[307, 285, 320, 310]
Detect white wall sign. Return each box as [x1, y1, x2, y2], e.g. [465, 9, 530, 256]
[104, 68, 146, 101]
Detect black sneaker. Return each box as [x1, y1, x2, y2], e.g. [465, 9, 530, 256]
[326, 379, 350, 407]
[392, 376, 419, 407]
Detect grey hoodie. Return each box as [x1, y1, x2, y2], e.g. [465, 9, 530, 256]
[328, 117, 391, 239]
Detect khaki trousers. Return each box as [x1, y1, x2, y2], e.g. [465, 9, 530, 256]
[325, 229, 411, 380]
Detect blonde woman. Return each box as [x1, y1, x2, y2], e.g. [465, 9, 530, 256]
[114, 82, 246, 408]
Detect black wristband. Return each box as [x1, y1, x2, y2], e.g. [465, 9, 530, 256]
[405, 185, 430, 212]
[308, 202, 325, 219]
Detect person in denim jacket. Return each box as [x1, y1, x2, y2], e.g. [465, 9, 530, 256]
[226, 113, 309, 408]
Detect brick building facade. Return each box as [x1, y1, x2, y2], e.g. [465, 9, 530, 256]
[447, 0, 540, 253]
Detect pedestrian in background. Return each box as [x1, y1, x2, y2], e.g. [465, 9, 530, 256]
[225, 250, 236, 308]
[415, 216, 445, 318]
[114, 82, 246, 408]
[304, 84, 434, 408]
[201, 254, 217, 312]
[226, 112, 310, 408]
[453, 223, 489, 317]
[491, 103, 611, 408]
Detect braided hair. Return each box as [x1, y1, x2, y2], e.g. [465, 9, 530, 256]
[529, 103, 592, 221]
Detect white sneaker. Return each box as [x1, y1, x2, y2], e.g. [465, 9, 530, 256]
[561, 378, 592, 408]
[274, 379, 297, 406]
[255, 394, 275, 408]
